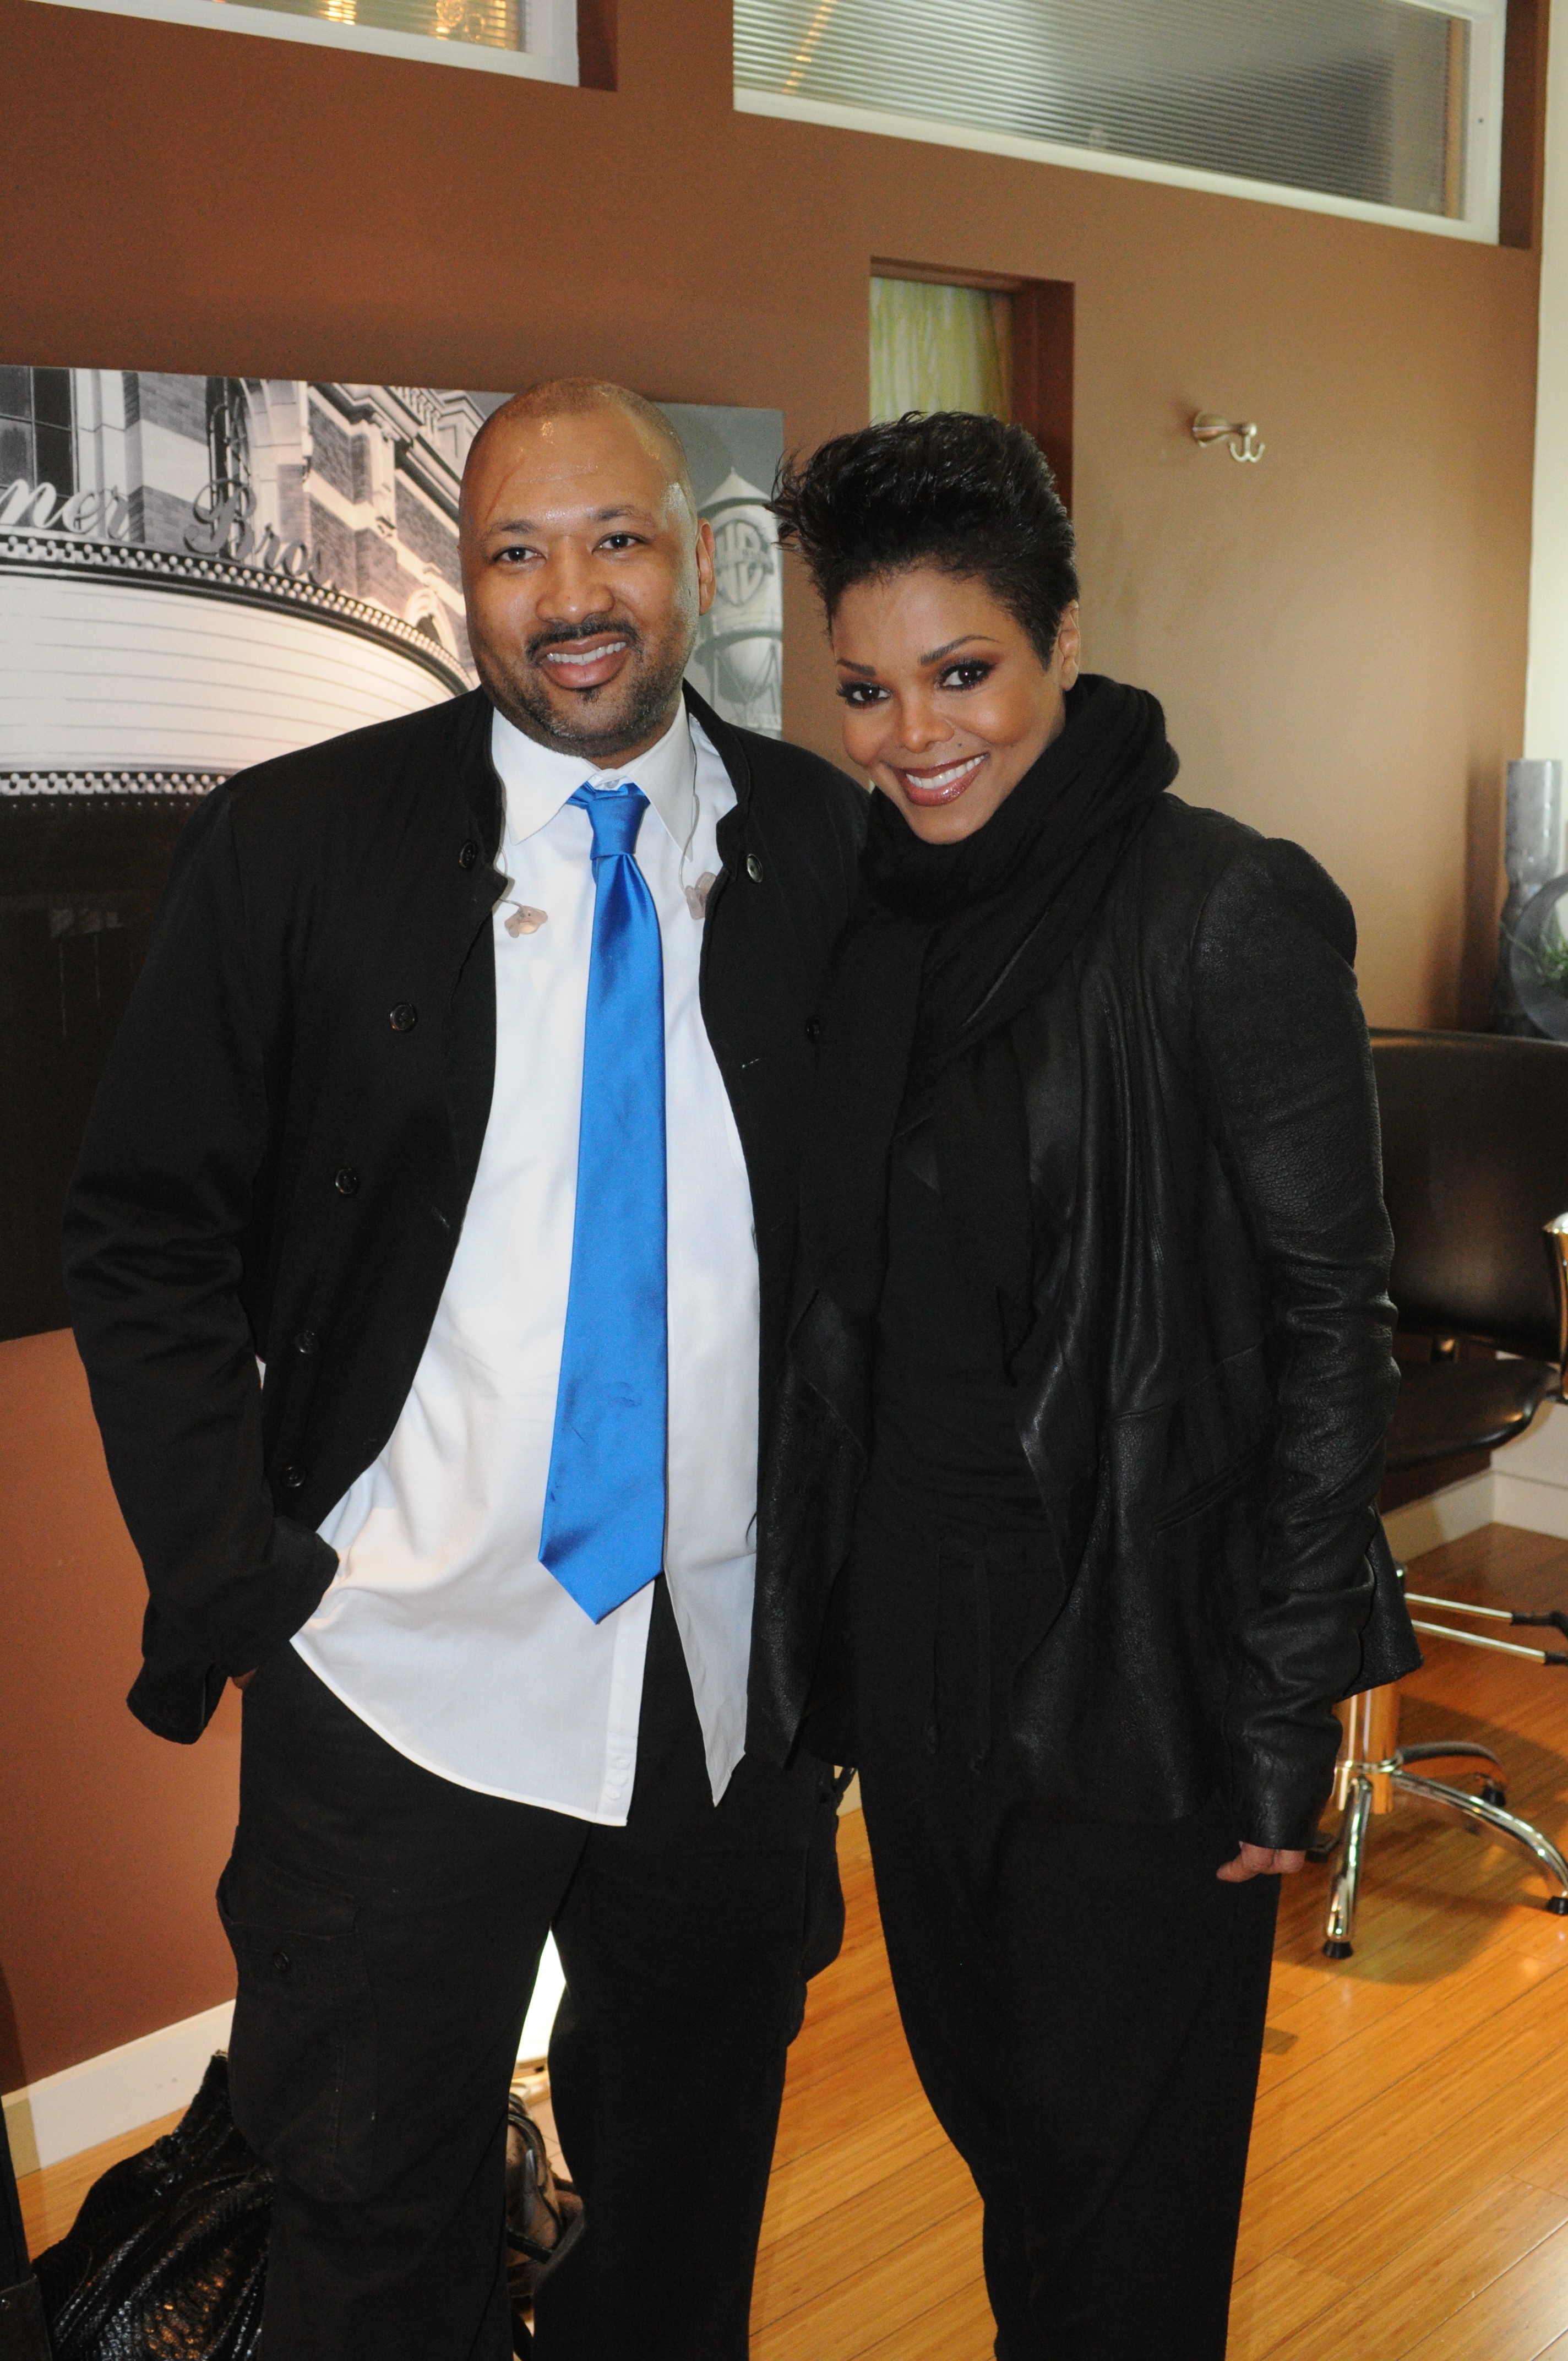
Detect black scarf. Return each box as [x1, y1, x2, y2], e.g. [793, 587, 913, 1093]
[798, 673, 1178, 1367]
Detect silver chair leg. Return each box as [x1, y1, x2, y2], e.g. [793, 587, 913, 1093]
[1324, 1774, 1375, 1959]
[1389, 1770, 1568, 1913]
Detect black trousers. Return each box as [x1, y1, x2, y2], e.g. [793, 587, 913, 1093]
[221, 1580, 819, 2361]
[846, 1482, 1279, 2361]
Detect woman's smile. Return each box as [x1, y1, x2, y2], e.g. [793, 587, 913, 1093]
[890, 749, 989, 806]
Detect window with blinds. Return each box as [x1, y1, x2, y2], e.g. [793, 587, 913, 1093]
[736, 0, 1506, 240]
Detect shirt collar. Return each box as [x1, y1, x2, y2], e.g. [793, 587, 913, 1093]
[490, 700, 698, 856]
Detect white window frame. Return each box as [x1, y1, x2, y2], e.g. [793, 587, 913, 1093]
[25, 0, 577, 81]
[736, 0, 1507, 243]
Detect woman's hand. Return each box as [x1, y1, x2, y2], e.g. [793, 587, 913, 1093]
[1217, 1842, 1306, 1882]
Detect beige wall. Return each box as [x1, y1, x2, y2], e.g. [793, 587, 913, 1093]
[0, 0, 1548, 2080]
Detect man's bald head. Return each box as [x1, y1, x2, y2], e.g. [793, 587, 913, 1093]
[463, 379, 695, 522]
[458, 377, 715, 765]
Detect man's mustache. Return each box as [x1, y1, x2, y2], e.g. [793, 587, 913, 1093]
[527, 615, 642, 663]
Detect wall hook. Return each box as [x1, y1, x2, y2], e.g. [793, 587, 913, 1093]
[1191, 412, 1265, 463]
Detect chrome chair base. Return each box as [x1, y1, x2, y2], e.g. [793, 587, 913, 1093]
[1319, 1740, 1568, 1959]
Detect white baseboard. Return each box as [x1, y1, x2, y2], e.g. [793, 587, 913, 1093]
[3, 2000, 234, 2178]
[1491, 1468, 1568, 1540]
[1379, 1400, 1568, 1562]
[1384, 1471, 1496, 1561]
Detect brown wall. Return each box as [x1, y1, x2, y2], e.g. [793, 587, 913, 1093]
[0, 1332, 240, 2087]
[1, 0, 1546, 2082]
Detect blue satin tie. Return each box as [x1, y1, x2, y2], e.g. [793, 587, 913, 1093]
[539, 784, 668, 1623]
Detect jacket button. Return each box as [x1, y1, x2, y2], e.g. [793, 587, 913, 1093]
[334, 1167, 359, 1196]
[745, 853, 764, 882]
[272, 1951, 291, 1976]
[458, 840, 478, 870]
[280, 1464, 306, 1490]
[295, 1330, 320, 1356]
[804, 1016, 823, 1042]
[390, 1003, 418, 1032]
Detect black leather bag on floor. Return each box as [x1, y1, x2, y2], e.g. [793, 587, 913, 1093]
[33, 2053, 271, 2361]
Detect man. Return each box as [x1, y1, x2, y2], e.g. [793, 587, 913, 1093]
[62, 380, 865, 2360]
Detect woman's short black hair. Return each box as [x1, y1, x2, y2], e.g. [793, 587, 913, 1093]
[770, 411, 1078, 663]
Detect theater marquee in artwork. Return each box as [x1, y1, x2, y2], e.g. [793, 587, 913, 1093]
[0, 366, 784, 1339]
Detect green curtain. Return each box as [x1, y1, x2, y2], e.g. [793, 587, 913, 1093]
[869, 278, 1013, 423]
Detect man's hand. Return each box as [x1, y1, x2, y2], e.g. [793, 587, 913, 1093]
[231, 1668, 257, 1691]
[1217, 1842, 1306, 1882]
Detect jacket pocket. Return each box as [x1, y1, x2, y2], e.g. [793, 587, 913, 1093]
[1151, 1434, 1271, 1534]
[217, 1849, 375, 2202]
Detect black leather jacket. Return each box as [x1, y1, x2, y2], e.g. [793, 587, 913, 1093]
[750, 795, 1415, 1852]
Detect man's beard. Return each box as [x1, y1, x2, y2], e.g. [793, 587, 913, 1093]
[476, 613, 693, 765]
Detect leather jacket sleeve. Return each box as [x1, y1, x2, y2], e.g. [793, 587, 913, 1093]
[61, 787, 338, 1739]
[1190, 838, 1400, 1851]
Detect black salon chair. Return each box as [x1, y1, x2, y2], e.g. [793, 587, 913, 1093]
[1318, 1030, 1568, 1957]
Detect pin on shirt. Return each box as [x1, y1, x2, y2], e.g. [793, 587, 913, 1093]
[499, 867, 710, 936]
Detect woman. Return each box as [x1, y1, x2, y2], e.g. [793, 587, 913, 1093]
[756, 413, 1414, 2358]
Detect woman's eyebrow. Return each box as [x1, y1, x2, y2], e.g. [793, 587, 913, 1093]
[835, 634, 996, 674]
[918, 634, 987, 665]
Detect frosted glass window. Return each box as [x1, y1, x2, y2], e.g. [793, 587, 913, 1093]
[736, 0, 1503, 236]
[213, 0, 521, 46]
[870, 280, 1012, 424]
[27, 0, 578, 79]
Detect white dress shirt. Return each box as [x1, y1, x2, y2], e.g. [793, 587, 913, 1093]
[294, 701, 761, 1819]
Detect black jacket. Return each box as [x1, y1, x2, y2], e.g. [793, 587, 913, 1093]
[62, 686, 865, 1743]
[752, 796, 1415, 1852]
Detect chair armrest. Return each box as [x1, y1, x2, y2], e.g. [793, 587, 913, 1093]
[1539, 1218, 1567, 1397]
[1544, 1213, 1568, 1401]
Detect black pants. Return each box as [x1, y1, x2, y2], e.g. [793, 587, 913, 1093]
[847, 1483, 1279, 2361]
[222, 1581, 819, 2361]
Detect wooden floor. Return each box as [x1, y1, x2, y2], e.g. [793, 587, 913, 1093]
[759, 1521, 1568, 2360]
[22, 1521, 1568, 2357]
